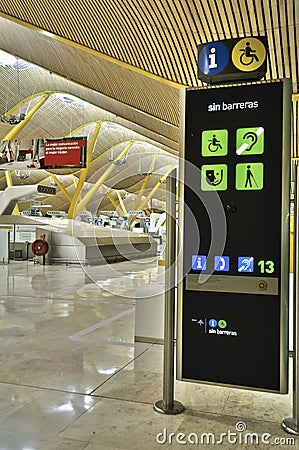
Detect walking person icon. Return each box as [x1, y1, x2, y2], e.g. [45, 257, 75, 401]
[245, 165, 258, 188]
[236, 162, 264, 191]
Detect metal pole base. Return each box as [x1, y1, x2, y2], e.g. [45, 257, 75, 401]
[282, 418, 299, 435]
[154, 400, 184, 415]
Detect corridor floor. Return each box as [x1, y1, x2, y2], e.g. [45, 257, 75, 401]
[0, 258, 297, 449]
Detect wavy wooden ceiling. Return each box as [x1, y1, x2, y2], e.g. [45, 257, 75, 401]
[1, 1, 298, 117]
[0, 0, 298, 212]
[1, 0, 298, 89]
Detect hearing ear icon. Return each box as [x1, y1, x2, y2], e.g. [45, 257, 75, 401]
[243, 131, 258, 151]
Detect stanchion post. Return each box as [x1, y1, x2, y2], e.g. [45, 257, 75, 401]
[282, 161, 299, 434]
[154, 169, 184, 415]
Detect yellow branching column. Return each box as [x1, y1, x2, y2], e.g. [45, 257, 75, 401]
[4, 171, 19, 215]
[67, 122, 102, 219]
[130, 165, 176, 227]
[74, 141, 134, 217]
[133, 154, 157, 210]
[101, 186, 119, 211]
[116, 191, 127, 215]
[2, 93, 51, 142]
[50, 174, 72, 203]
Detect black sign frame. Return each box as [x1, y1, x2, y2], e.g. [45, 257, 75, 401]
[197, 36, 268, 84]
[177, 80, 291, 393]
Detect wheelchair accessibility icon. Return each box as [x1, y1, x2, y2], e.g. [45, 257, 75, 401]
[239, 42, 259, 66]
[208, 135, 222, 152]
[231, 37, 266, 72]
[201, 129, 228, 157]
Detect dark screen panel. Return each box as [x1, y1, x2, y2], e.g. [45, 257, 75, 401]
[178, 81, 291, 392]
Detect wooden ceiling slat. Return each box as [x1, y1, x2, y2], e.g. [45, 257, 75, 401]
[0, 0, 298, 175]
[197, 0, 221, 41]
[271, 0, 287, 79]
[1, 0, 298, 92]
[163, 0, 196, 85]
[144, 0, 186, 84]
[209, 0, 230, 40]
[183, 0, 211, 44]
[219, 0, 238, 38]
[130, 0, 173, 80]
[226, 0, 245, 37]
[285, 0, 297, 89]
[253, 0, 266, 34]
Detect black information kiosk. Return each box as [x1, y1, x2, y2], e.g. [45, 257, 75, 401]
[177, 80, 291, 392]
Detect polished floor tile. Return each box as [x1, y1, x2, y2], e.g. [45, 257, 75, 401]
[0, 386, 96, 449]
[0, 259, 297, 449]
[59, 397, 185, 450]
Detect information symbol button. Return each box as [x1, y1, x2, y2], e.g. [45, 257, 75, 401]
[209, 319, 217, 328]
[192, 255, 207, 270]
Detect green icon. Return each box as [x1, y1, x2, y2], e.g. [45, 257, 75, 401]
[236, 127, 264, 155]
[218, 320, 227, 329]
[201, 164, 228, 191]
[202, 129, 228, 157]
[235, 162, 264, 190]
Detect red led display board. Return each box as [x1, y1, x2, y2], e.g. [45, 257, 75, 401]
[44, 137, 87, 169]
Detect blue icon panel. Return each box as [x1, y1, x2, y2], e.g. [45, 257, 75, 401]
[238, 256, 254, 272]
[209, 319, 218, 328]
[192, 255, 207, 271]
[198, 42, 230, 76]
[214, 256, 230, 272]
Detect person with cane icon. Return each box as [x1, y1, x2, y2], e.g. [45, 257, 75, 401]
[245, 165, 258, 188]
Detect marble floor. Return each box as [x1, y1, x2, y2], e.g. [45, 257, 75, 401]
[0, 258, 297, 449]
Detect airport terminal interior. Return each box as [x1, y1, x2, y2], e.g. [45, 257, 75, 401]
[0, 1, 299, 449]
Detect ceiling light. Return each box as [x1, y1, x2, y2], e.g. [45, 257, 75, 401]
[53, 93, 91, 108]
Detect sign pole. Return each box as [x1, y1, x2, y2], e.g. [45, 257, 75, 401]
[282, 161, 299, 434]
[154, 169, 184, 415]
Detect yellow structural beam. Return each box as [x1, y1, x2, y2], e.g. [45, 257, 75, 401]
[50, 174, 72, 202]
[101, 185, 120, 211]
[130, 165, 175, 226]
[4, 91, 54, 117]
[5, 171, 12, 187]
[157, 200, 166, 211]
[116, 191, 127, 215]
[68, 121, 101, 136]
[11, 204, 20, 215]
[72, 174, 78, 187]
[4, 171, 19, 215]
[74, 141, 134, 216]
[135, 165, 176, 212]
[133, 155, 157, 210]
[2, 93, 51, 141]
[67, 121, 102, 219]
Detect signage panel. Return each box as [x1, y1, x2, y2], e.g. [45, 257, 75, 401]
[0, 136, 87, 170]
[197, 37, 268, 84]
[177, 80, 291, 392]
[44, 137, 87, 169]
